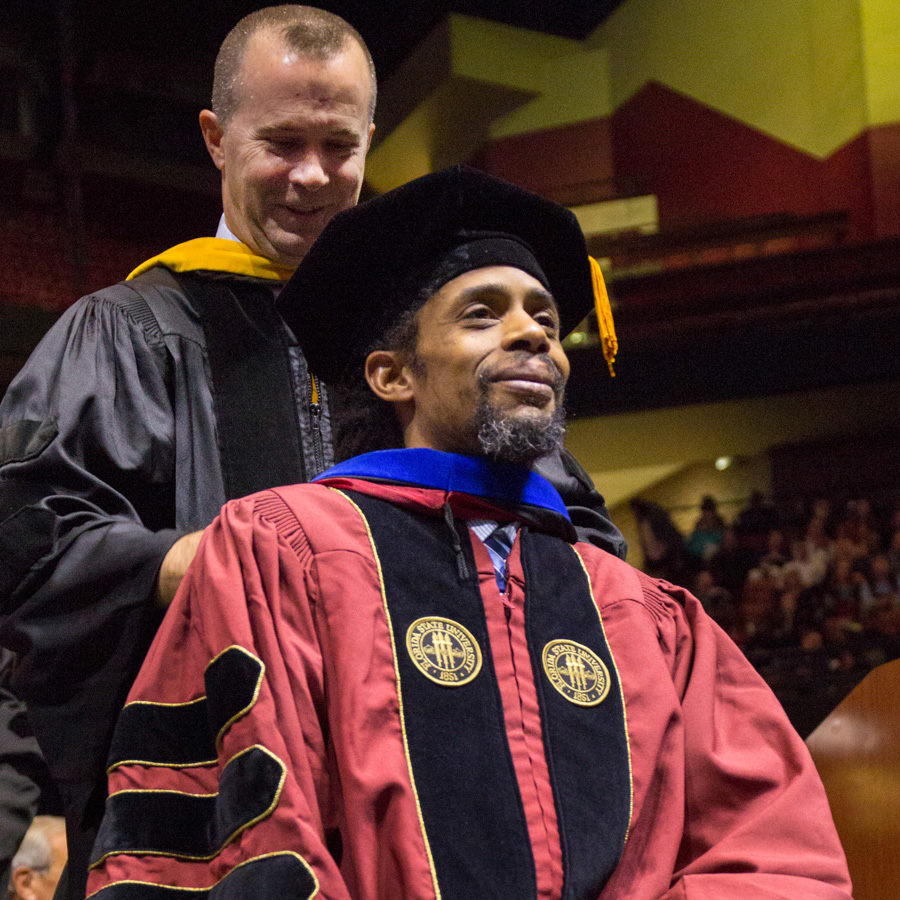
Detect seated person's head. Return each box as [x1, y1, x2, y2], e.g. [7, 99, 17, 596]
[279, 166, 612, 466]
[7, 816, 66, 900]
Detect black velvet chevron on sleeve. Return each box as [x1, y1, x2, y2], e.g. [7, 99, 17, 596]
[107, 647, 264, 770]
[90, 746, 285, 865]
[88, 852, 317, 899]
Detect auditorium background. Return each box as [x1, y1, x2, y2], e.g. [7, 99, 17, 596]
[2, 2, 900, 892]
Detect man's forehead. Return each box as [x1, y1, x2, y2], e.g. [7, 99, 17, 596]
[235, 31, 370, 110]
[433, 265, 558, 306]
[241, 27, 310, 67]
[242, 28, 362, 72]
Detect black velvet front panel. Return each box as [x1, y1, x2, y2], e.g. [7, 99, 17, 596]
[346, 491, 537, 900]
[91, 746, 284, 864]
[521, 531, 631, 899]
[90, 852, 317, 899]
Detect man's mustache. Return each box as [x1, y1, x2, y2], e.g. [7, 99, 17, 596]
[477, 351, 567, 396]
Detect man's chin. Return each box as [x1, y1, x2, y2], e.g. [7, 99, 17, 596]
[475, 401, 566, 466]
[505, 402, 559, 421]
[260, 233, 316, 268]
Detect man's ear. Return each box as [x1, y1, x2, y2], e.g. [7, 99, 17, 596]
[199, 109, 226, 171]
[11, 865, 38, 900]
[365, 350, 415, 404]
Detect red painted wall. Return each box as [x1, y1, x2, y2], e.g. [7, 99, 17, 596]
[0, 209, 160, 311]
[474, 81, 897, 244]
[868, 122, 900, 239]
[610, 82, 875, 239]
[471, 117, 615, 203]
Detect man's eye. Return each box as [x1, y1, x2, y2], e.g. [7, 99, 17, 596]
[536, 312, 559, 331]
[464, 306, 496, 320]
[267, 138, 298, 153]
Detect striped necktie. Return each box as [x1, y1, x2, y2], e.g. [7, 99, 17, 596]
[479, 523, 517, 593]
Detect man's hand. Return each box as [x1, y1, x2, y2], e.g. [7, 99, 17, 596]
[156, 529, 205, 607]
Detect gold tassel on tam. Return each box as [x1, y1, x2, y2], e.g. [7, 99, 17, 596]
[589, 256, 617, 377]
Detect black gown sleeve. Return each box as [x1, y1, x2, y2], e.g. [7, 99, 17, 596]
[534, 449, 627, 560]
[0, 288, 181, 861]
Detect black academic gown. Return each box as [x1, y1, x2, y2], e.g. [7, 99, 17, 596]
[0, 262, 330, 898]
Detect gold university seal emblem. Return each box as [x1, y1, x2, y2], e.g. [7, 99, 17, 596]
[543, 640, 610, 706]
[406, 617, 482, 686]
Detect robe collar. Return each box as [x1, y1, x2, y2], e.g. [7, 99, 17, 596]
[315, 449, 570, 521]
[126, 238, 295, 283]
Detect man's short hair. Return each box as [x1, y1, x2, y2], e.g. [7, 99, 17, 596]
[7, 816, 65, 899]
[212, 4, 377, 127]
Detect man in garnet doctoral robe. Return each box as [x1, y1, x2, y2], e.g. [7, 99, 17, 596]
[86, 167, 852, 900]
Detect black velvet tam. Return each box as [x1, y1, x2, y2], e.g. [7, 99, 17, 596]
[277, 165, 593, 383]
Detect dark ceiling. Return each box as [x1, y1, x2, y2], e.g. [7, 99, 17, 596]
[6, 0, 625, 85]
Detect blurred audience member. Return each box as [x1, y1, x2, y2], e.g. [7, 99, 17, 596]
[802, 516, 833, 569]
[834, 509, 875, 563]
[709, 527, 757, 597]
[778, 569, 807, 634]
[846, 499, 880, 553]
[825, 557, 866, 619]
[861, 554, 899, 608]
[782, 537, 828, 588]
[738, 573, 785, 655]
[733, 490, 778, 554]
[7, 817, 65, 900]
[754, 529, 790, 587]
[631, 498, 691, 584]
[685, 495, 726, 561]
[692, 570, 737, 634]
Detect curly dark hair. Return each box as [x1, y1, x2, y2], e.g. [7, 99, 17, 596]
[329, 306, 421, 462]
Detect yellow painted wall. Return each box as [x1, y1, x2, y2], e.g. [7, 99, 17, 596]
[860, 0, 900, 125]
[473, 0, 900, 149]
[367, 3, 900, 185]
[450, 16, 614, 139]
[365, 75, 534, 192]
[595, 0, 868, 157]
[365, 15, 613, 190]
[367, 2, 900, 187]
[566, 380, 900, 476]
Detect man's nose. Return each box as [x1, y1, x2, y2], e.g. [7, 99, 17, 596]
[290, 151, 329, 191]
[503, 310, 551, 352]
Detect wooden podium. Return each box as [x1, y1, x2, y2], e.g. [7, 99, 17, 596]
[806, 658, 900, 900]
